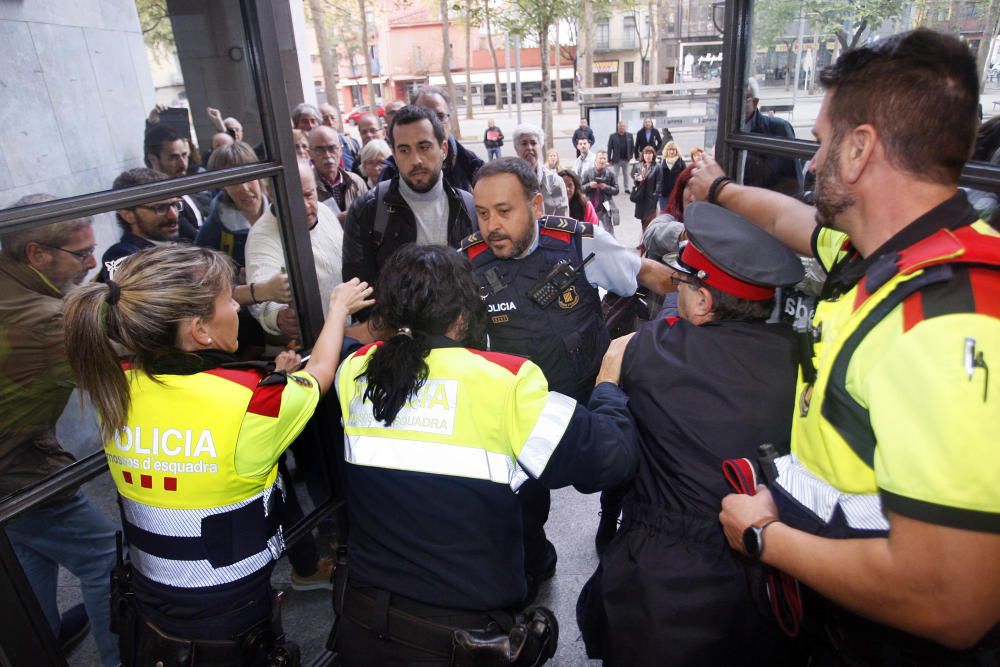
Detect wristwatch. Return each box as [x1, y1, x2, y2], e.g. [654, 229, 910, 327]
[742, 516, 781, 560]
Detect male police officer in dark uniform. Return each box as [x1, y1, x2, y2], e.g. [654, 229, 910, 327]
[577, 203, 804, 666]
[466, 157, 671, 598]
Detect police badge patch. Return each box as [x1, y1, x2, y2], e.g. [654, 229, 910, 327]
[558, 286, 580, 309]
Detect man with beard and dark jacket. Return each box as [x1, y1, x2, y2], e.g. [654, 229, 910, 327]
[742, 78, 801, 195]
[607, 121, 635, 193]
[343, 105, 476, 303]
[377, 87, 483, 192]
[572, 118, 596, 157]
[577, 202, 804, 666]
[143, 124, 211, 239]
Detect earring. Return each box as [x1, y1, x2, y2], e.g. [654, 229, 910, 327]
[207, 338, 212, 343]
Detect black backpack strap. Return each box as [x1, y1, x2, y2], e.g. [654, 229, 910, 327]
[372, 180, 393, 248]
[458, 188, 476, 226]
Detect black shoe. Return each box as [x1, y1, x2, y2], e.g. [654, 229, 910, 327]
[595, 509, 619, 556]
[624, 189, 631, 193]
[58, 603, 90, 656]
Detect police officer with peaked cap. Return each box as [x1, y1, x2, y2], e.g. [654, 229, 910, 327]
[578, 202, 805, 666]
[466, 157, 674, 602]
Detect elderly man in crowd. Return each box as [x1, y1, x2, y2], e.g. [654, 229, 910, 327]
[0, 197, 119, 666]
[309, 125, 369, 224]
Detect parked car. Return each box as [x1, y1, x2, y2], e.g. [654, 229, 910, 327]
[344, 104, 385, 125]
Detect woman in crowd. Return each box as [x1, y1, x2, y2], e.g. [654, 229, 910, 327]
[197, 141, 283, 357]
[658, 140, 686, 210]
[196, 141, 266, 269]
[630, 145, 661, 228]
[546, 147, 562, 172]
[559, 168, 600, 225]
[63, 244, 372, 665]
[331, 244, 638, 666]
[358, 138, 391, 188]
[292, 129, 310, 160]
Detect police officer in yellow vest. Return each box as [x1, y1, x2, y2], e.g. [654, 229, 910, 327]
[690, 29, 1000, 664]
[330, 244, 639, 666]
[63, 245, 373, 666]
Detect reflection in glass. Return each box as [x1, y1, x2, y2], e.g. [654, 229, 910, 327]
[0, 0, 264, 282]
[748, 0, 1000, 170]
[0, 206, 122, 665]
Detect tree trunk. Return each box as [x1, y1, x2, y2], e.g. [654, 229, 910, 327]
[648, 0, 658, 85]
[308, 0, 341, 116]
[540, 26, 553, 151]
[785, 41, 794, 91]
[440, 0, 462, 137]
[554, 22, 563, 114]
[976, 0, 1000, 92]
[465, 0, 474, 119]
[358, 0, 378, 108]
[484, 0, 504, 109]
[582, 0, 594, 88]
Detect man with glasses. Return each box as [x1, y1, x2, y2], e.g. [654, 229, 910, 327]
[0, 194, 119, 667]
[377, 86, 483, 192]
[318, 103, 362, 172]
[309, 125, 369, 225]
[97, 168, 184, 282]
[577, 203, 803, 665]
[143, 124, 211, 238]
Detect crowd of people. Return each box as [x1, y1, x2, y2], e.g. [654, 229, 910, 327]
[0, 27, 998, 667]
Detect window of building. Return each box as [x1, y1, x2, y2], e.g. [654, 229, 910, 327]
[597, 20, 610, 50]
[624, 60, 635, 83]
[623, 15, 637, 49]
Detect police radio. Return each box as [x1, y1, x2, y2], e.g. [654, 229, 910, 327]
[527, 253, 595, 308]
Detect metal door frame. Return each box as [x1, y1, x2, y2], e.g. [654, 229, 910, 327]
[0, 1, 341, 663]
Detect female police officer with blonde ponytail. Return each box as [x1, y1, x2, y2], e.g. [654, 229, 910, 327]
[63, 244, 372, 666]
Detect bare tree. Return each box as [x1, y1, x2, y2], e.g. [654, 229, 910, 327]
[484, 0, 504, 109]
[582, 0, 594, 88]
[465, 0, 474, 119]
[308, 0, 341, 116]
[510, 0, 577, 150]
[358, 0, 379, 109]
[554, 23, 563, 113]
[440, 0, 463, 137]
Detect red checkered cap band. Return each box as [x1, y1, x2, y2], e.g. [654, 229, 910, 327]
[680, 241, 775, 301]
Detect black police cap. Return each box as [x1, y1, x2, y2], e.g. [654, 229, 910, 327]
[679, 202, 804, 288]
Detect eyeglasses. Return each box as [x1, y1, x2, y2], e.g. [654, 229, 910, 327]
[434, 112, 450, 123]
[135, 201, 183, 216]
[670, 273, 697, 287]
[310, 144, 341, 155]
[40, 244, 96, 261]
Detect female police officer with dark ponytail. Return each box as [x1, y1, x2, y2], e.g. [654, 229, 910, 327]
[331, 244, 639, 665]
[63, 244, 372, 666]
